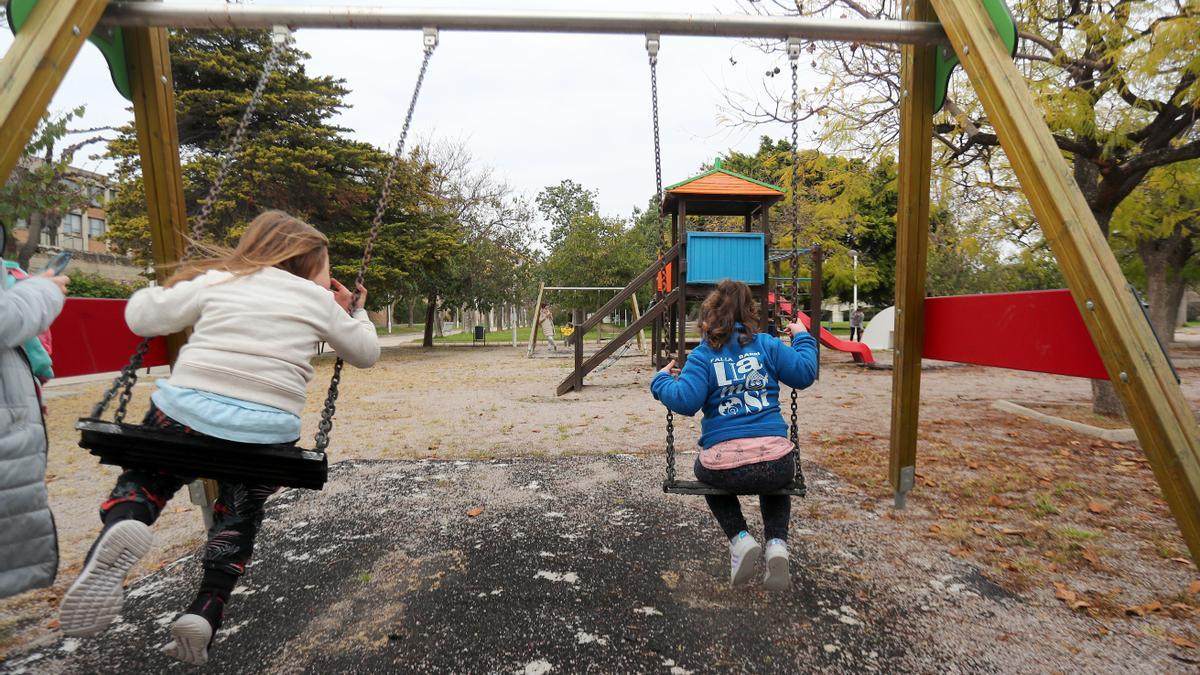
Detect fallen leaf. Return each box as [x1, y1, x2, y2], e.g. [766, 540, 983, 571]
[1052, 582, 1090, 609]
[989, 495, 1013, 508]
[972, 526, 988, 536]
[928, 524, 943, 534]
[1047, 562, 1059, 572]
[1172, 558, 1193, 565]
[967, 461, 979, 470]
[1000, 528, 1026, 536]
[1126, 601, 1164, 617]
[1088, 500, 1109, 514]
[1189, 581, 1200, 595]
[949, 547, 970, 557]
[466, 507, 483, 517]
[1170, 636, 1198, 650]
[1082, 549, 1101, 566]
[46, 618, 59, 630]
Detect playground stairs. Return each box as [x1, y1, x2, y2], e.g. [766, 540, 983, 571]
[556, 250, 680, 396]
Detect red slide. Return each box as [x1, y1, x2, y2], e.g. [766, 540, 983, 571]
[768, 293, 874, 365]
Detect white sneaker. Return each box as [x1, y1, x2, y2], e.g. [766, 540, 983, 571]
[60, 520, 153, 637]
[162, 613, 213, 666]
[763, 538, 790, 591]
[729, 531, 761, 586]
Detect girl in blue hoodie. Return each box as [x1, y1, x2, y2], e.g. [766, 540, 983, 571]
[651, 280, 818, 589]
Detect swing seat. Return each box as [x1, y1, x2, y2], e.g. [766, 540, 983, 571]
[76, 418, 328, 490]
[663, 480, 807, 497]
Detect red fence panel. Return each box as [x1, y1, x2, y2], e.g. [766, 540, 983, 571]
[50, 298, 169, 378]
[922, 289, 1109, 380]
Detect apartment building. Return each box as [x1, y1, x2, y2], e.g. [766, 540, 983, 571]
[9, 165, 143, 282]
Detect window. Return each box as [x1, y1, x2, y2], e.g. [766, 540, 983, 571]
[62, 213, 82, 235]
[89, 217, 105, 238]
[14, 218, 27, 230]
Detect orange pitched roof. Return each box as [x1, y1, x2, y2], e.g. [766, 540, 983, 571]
[667, 171, 783, 196]
[664, 159, 784, 198]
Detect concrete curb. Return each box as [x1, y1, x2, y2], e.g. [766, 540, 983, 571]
[992, 399, 1137, 443]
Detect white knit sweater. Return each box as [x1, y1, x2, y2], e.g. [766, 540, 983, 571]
[126, 267, 380, 415]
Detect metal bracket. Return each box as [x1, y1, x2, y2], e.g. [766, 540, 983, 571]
[271, 25, 292, 46]
[894, 465, 914, 509]
[646, 33, 661, 60]
[787, 37, 802, 60]
[423, 26, 439, 49]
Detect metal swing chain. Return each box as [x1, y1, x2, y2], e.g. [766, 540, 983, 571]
[787, 39, 805, 487]
[313, 29, 438, 454]
[94, 27, 293, 421]
[647, 34, 676, 485]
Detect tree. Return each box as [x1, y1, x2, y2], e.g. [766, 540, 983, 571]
[0, 107, 110, 267]
[538, 181, 657, 313]
[1110, 159, 1199, 343]
[536, 179, 598, 249]
[105, 29, 387, 266]
[418, 141, 540, 346]
[729, 0, 1200, 415]
[721, 137, 899, 306]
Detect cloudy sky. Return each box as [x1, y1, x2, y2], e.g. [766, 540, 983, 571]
[2, 0, 827, 227]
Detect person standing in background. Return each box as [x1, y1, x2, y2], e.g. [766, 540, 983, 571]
[849, 306, 865, 341]
[539, 302, 558, 352]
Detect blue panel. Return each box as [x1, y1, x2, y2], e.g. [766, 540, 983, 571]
[686, 232, 765, 285]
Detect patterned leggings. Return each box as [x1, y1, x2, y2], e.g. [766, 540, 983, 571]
[100, 404, 280, 577]
[694, 454, 795, 542]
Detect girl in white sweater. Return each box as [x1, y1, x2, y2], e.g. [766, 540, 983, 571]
[59, 211, 380, 665]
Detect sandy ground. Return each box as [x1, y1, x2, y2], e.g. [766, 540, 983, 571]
[2, 337, 1199, 670]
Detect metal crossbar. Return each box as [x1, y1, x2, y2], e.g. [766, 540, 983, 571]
[99, 4, 948, 45]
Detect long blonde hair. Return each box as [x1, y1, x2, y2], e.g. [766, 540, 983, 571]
[698, 279, 761, 350]
[166, 210, 328, 287]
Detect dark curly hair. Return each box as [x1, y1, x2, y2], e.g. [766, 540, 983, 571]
[698, 279, 760, 350]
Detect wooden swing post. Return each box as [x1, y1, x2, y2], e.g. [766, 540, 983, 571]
[125, 23, 189, 362]
[0, 0, 108, 183]
[889, 0, 937, 508]
[930, 0, 1200, 562]
[527, 282, 545, 357]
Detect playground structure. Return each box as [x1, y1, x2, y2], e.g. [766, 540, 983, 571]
[553, 160, 826, 396]
[768, 292, 875, 366]
[1, 2, 1197, 564]
[525, 284, 645, 358]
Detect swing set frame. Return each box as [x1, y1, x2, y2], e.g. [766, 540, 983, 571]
[2, 1, 1197, 566]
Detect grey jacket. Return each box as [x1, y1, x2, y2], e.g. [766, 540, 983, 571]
[0, 274, 63, 598]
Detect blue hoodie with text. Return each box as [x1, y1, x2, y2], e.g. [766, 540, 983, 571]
[650, 325, 818, 448]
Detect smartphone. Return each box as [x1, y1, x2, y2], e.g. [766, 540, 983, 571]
[42, 251, 71, 275]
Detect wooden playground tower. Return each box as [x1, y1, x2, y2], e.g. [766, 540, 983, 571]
[2, 1, 1198, 565]
[552, 160, 824, 396]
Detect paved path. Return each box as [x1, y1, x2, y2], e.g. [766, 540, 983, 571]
[8, 455, 1127, 674]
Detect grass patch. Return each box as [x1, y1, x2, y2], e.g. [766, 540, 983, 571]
[1055, 526, 1102, 542]
[1033, 493, 1060, 516]
[434, 324, 646, 344]
[375, 324, 425, 336]
[1052, 481, 1085, 497]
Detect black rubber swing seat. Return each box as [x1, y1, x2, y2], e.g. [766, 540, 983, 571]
[76, 418, 328, 490]
[662, 480, 807, 497]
